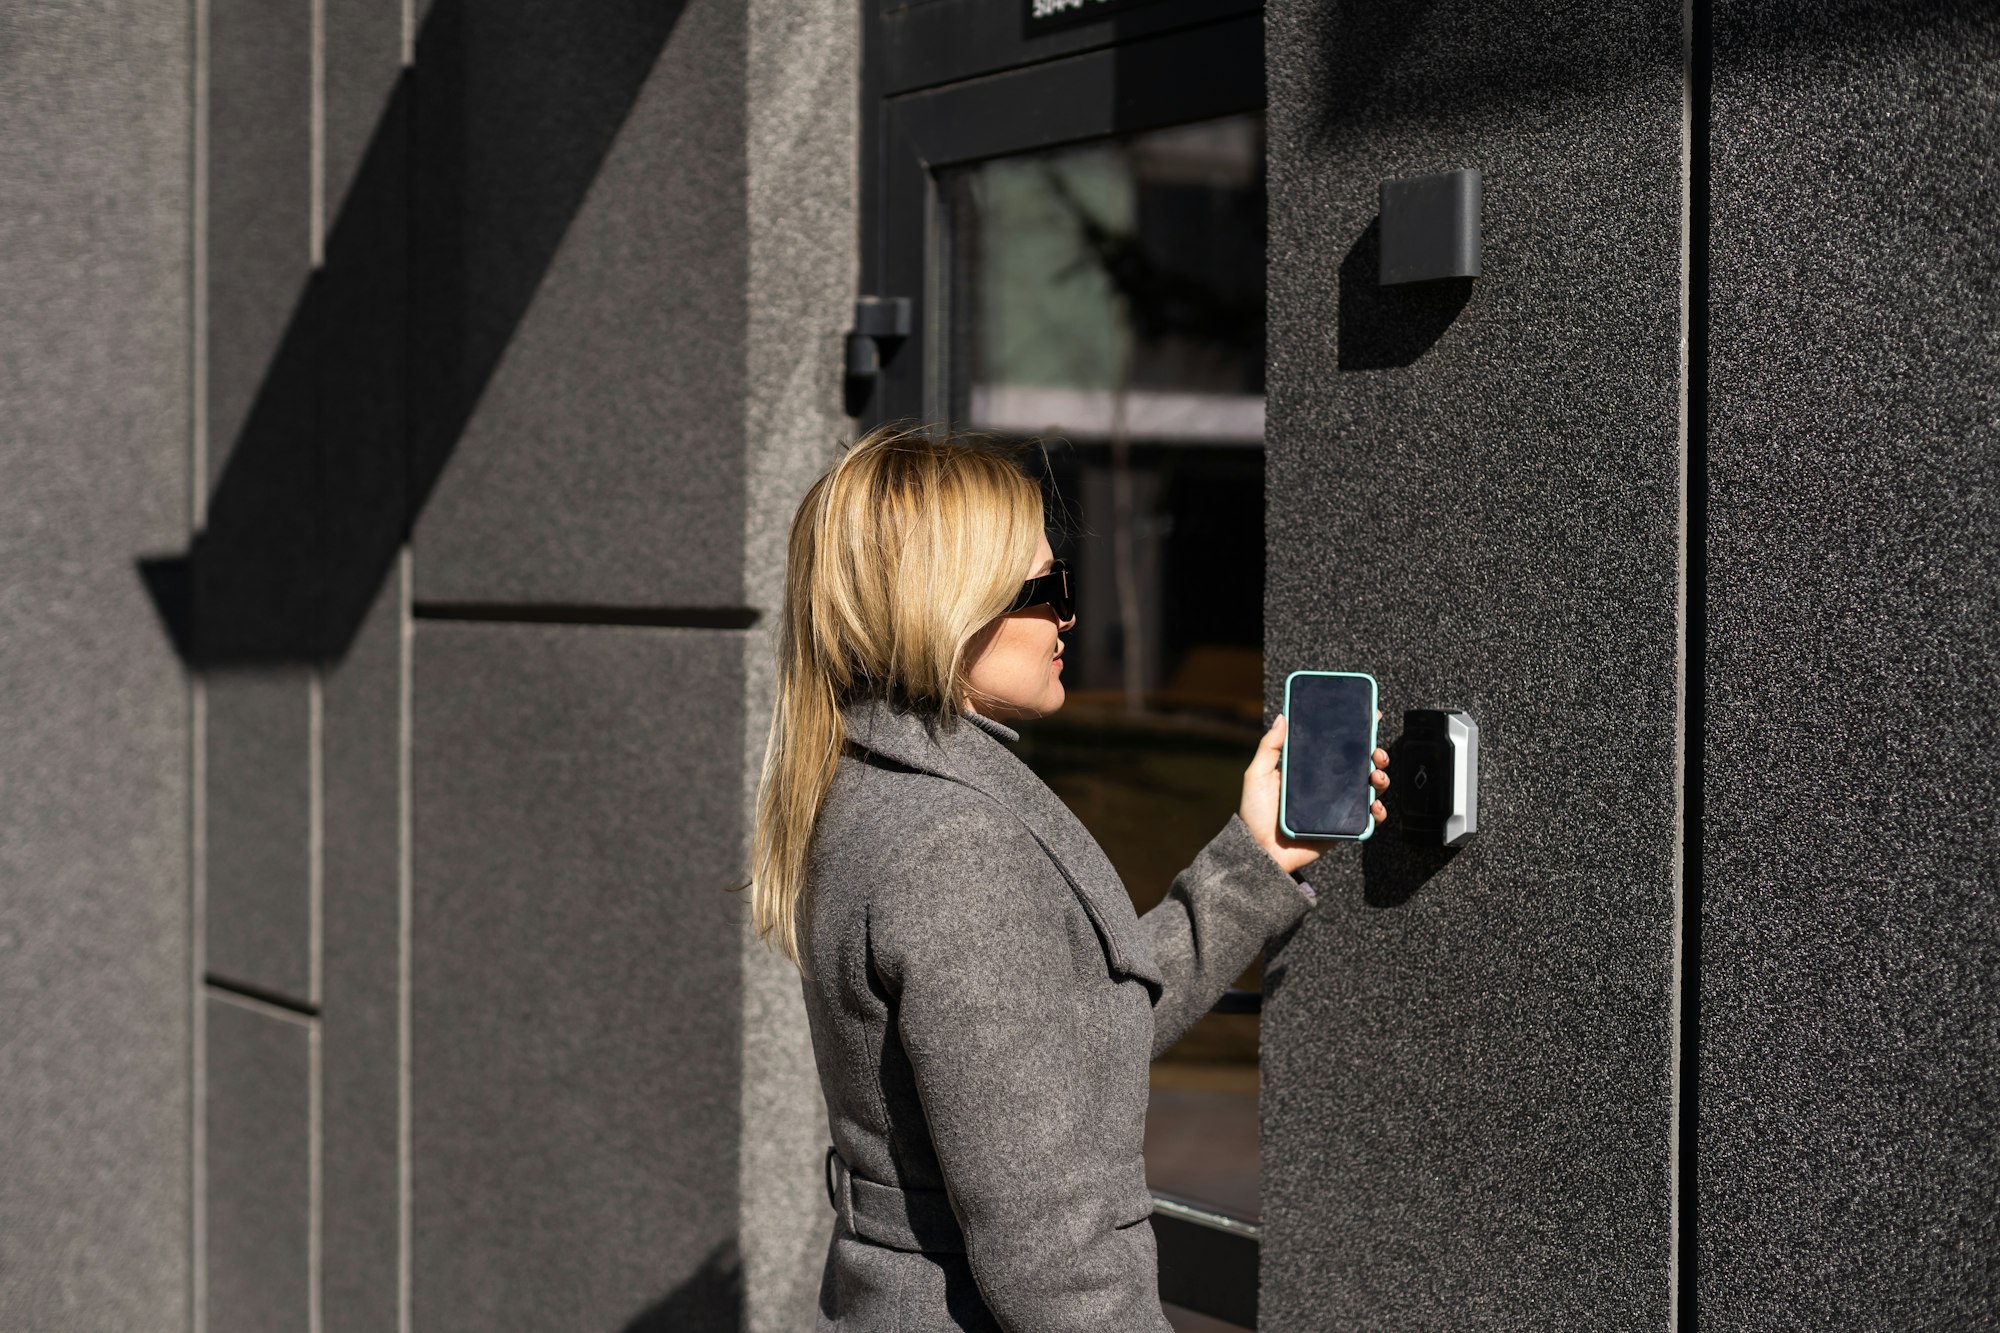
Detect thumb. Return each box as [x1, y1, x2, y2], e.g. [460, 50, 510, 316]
[1251, 713, 1286, 777]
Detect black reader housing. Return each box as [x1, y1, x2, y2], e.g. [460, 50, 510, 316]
[1396, 709, 1480, 846]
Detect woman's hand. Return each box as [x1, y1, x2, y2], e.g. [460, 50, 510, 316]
[1239, 713, 1391, 876]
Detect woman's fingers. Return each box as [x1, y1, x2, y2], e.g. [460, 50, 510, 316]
[1373, 747, 1390, 768]
[1371, 799, 1387, 824]
[1371, 769, 1390, 790]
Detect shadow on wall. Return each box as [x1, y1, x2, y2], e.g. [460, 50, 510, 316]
[1360, 825, 1462, 909]
[1363, 717, 1463, 908]
[139, 0, 690, 667]
[1337, 218, 1473, 370]
[1299, 0, 1974, 139]
[618, 1240, 743, 1333]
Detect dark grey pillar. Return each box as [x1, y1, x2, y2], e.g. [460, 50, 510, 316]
[1698, 6, 2000, 1326]
[1261, 2, 1688, 1327]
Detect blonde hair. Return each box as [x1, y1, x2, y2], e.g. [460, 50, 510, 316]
[749, 423, 1045, 965]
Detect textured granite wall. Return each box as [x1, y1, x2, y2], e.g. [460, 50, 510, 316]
[1698, 6, 2000, 1326]
[1261, 1, 1687, 1327]
[409, 0, 747, 607]
[0, 4, 192, 1329]
[183, 0, 843, 1324]
[198, 2, 412, 1328]
[401, 5, 754, 1324]
[410, 626, 747, 1332]
[11, 0, 1997, 1327]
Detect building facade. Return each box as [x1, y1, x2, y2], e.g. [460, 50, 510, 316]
[3, 1, 1994, 1330]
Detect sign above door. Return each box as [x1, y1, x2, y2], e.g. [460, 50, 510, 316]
[1027, 0, 1165, 29]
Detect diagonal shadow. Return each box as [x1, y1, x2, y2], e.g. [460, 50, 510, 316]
[617, 1239, 743, 1333]
[141, 0, 690, 666]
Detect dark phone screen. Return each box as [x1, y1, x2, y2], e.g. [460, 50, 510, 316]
[1284, 673, 1375, 837]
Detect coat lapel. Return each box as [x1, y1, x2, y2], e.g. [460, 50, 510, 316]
[841, 696, 1163, 991]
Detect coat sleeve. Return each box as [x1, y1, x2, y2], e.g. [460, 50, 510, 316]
[1140, 812, 1315, 1058]
[870, 803, 1170, 1333]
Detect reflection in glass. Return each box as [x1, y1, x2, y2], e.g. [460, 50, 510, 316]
[943, 113, 1268, 1222]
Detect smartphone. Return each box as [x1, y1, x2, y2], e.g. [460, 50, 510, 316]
[1279, 670, 1381, 841]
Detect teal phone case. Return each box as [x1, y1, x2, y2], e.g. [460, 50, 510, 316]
[1279, 669, 1380, 841]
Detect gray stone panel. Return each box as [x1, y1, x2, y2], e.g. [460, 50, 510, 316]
[205, 669, 315, 1004]
[325, 0, 405, 225]
[321, 563, 405, 1333]
[1260, 2, 1685, 1328]
[1699, 8, 2000, 1327]
[738, 1, 854, 1328]
[208, 0, 312, 473]
[411, 0, 749, 609]
[205, 995, 313, 1333]
[410, 623, 746, 1332]
[0, 4, 192, 1327]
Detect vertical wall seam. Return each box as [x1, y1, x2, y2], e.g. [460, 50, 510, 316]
[1665, 0, 1694, 1324]
[190, 0, 210, 1326]
[739, 0, 759, 1304]
[310, 672, 324, 1007]
[310, 0, 325, 267]
[310, 1022, 324, 1333]
[191, 0, 209, 528]
[397, 12, 417, 1314]
[397, 546, 414, 1333]
[1673, 2, 1713, 1329]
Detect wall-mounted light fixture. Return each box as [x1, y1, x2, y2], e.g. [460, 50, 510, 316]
[845, 295, 913, 381]
[1379, 169, 1482, 285]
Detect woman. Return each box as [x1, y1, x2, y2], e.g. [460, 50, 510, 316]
[750, 424, 1389, 1331]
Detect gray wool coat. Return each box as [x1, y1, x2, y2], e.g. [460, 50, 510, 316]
[801, 694, 1315, 1332]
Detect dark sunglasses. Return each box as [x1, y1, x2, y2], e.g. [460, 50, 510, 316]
[1006, 559, 1074, 622]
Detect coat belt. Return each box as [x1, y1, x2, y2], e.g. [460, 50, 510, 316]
[823, 1145, 1157, 1255]
[825, 1146, 967, 1254]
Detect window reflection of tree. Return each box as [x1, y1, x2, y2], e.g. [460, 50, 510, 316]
[951, 118, 1271, 1223]
[1035, 143, 1262, 715]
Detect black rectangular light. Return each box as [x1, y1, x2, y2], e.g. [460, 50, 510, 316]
[1379, 168, 1483, 285]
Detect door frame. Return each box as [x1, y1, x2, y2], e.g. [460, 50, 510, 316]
[857, 4, 1265, 430]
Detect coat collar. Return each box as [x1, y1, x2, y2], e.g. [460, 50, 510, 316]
[839, 695, 1162, 991]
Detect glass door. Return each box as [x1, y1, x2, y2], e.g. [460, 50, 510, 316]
[859, 11, 1267, 1327]
[939, 112, 1269, 1225]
